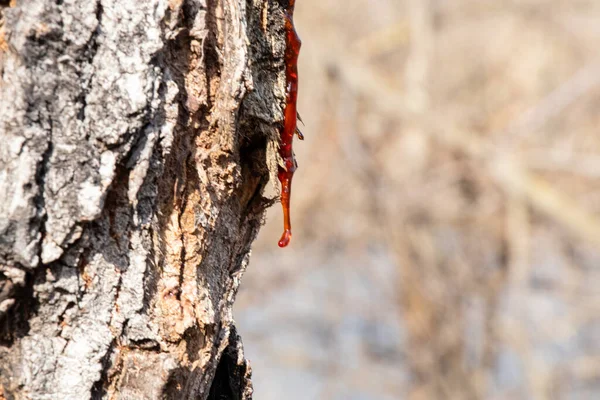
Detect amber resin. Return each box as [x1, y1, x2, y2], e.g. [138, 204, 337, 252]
[277, 0, 301, 248]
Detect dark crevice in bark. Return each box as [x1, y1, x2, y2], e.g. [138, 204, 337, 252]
[99, 164, 132, 267]
[56, 300, 76, 328]
[141, 221, 159, 314]
[87, 163, 131, 397]
[128, 336, 161, 351]
[77, 0, 102, 122]
[208, 355, 236, 400]
[0, 267, 43, 346]
[238, 131, 271, 214]
[34, 136, 53, 264]
[90, 338, 118, 400]
[176, 150, 191, 302]
[208, 326, 252, 400]
[74, 242, 92, 302]
[203, 0, 221, 110]
[156, 2, 194, 270]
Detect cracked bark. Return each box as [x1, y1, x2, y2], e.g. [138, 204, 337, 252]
[0, 0, 288, 398]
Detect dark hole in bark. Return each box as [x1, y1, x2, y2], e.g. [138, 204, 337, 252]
[207, 327, 251, 400]
[0, 269, 38, 346]
[207, 348, 237, 400]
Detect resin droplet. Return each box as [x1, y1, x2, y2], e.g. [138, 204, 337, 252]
[277, 0, 302, 248]
[278, 230, 292, 248]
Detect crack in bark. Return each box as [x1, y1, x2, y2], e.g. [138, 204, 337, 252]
[176, 153, 190, 303]
[34, 118, 53, 266]
[90, 338, 118, 400]
[74, 0, 102, 123]
[0, 269, 36, 346]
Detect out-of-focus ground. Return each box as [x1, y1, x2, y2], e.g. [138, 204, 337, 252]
[235, 1, 600, 399]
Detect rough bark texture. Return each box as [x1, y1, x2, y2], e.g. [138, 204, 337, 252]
[0, 0, 287, 398]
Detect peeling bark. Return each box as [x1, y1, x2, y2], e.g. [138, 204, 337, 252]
[0, 0, 287, 398]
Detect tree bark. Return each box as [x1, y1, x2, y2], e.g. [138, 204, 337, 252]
[0, 0, 286, 398]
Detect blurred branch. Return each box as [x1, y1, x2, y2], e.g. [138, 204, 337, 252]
[490, 156, 600, 245]
[526, 150, 600, 179]
[328, 39, 600, 247]
[501, 60, 600, 138]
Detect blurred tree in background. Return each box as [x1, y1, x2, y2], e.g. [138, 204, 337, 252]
[237, 1, 600, 399]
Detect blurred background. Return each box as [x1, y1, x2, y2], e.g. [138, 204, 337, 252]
[235, 0, 600, 399]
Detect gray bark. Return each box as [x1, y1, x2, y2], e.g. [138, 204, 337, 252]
[0, 0, 286, 398]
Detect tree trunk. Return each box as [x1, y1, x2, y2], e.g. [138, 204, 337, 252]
[0, 0, 286, 398]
